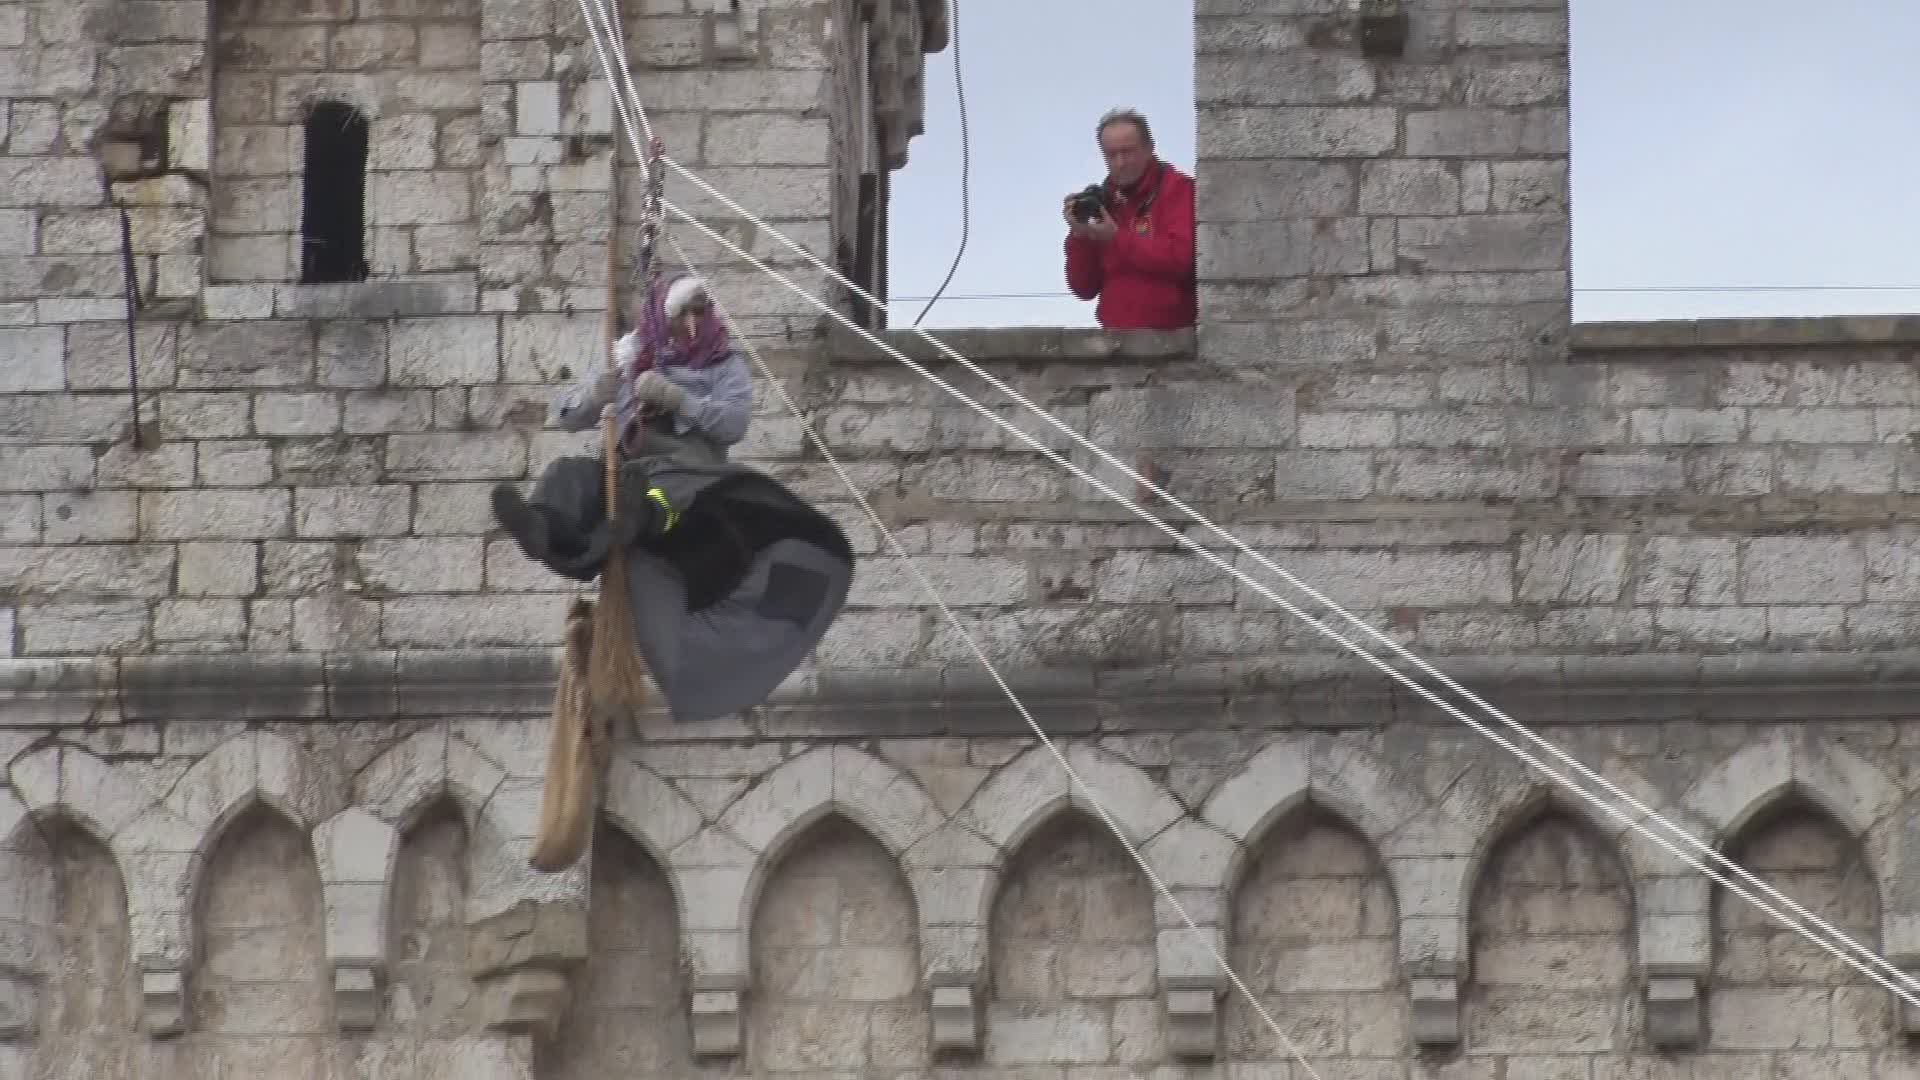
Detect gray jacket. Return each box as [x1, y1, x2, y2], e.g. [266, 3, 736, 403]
[550, 348, 754, 448]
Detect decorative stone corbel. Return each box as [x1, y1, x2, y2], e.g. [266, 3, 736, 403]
[141, 966, 185, 1037]
[1638, 897, 1710, 1049]
[930, 984, 981, 1054]
[1158, 927, 1226, 1059]
[334, 963, 381, 1031]
[1166, 987, 1222, 1058]
[685, 925, 748, 1059]
[1898, 969, 1920, 1036]
[691, 989, 742, 1056]
[0, 968, 38, 1040]
[1645, 975, 1702, 1048]
[1880, 905, 1920, 1034]
[466, 900, 588, 1039]
[1408, 974, 1460, 1047]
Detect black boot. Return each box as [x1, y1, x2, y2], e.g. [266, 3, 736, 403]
[491, 484, 586, 564]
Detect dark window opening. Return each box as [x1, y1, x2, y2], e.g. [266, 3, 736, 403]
[852, 172, 889, 331]
[301, 100, 371, 285]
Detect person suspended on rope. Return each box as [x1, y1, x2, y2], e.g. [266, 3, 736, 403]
[490, 272, 856, 725]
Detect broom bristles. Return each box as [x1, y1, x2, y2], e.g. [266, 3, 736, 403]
[588, 548, 654, 717]
[529, 598, 598, 872]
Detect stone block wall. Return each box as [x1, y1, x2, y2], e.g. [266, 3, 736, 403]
[1194, 0, 1569, 371]
[0, 0, 913, 330]
[11, 0, 1920, 1075]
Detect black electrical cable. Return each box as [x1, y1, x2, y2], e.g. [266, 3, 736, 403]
[913, 0, 967, 327]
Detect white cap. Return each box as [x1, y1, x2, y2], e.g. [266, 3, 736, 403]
[664, 275, 707, 319]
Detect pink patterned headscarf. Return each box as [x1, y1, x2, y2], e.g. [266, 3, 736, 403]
[625, 272, 732, 374]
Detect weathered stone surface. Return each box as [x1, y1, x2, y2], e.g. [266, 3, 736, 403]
[4, 0, 1919, 1074]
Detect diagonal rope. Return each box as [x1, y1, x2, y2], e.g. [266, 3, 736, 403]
[656, 192, 1920, 1014]
[569, 0, 1920, 1023]
[570, 5, 1331, 1076]
[642, 142, 1920, 1008]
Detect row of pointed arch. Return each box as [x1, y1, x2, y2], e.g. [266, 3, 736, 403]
[1, 727, 1913, 1032]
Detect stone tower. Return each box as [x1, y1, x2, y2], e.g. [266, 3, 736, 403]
[5, 0, 1920, 1075]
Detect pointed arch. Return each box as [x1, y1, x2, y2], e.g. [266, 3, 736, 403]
[1682, 734, 1906, 959]
[1683, 734, 1902, 847]
[1203, 736, 1420, 897]
[6, 740, 212, 1033]
[1204, 737, 1448, 974]
[954, 742, 1185, 917]
[163, 730, 346, 856]
[1454, 775, 1657, 898]
[190, 799, 332, 1047]
[942, 741, 1193, 998]
[962, 742, 1185, 861]
[1446, 764, 1692, 988]
[104, 729, 347, 1031]
[705, 746, 945, 987]
[353, 725, 506, 834]
[353, 723, 584, 939]
[9, 742, 158, 846]
[0, 785, 55, 1036]
[600, 752, 702, 937]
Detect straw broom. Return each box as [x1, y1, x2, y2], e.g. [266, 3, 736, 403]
[529, 597, 595, 871]
[527, 165, 653, 872]
[585, 159, 655, 723]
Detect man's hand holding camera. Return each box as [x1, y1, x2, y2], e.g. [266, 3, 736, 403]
[1063, 187, 1117, 244]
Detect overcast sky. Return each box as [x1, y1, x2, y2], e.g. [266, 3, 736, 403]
[884, 0, 1920, 330]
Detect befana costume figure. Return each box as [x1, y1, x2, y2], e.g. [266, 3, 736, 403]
[491, 272, 855, 726]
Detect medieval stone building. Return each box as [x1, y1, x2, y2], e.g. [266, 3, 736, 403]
[2, 0, 1917, 1075]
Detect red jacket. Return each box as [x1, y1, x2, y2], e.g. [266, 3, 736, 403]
[1064, 159, 1198, 331]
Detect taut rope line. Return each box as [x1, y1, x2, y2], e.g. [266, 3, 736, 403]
[569, 0, 1920, 1032]
[571, 3, 1338, 1075]
[649, 152, 1920, 1009]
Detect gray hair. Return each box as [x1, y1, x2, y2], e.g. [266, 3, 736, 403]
[1096, 107, 1154, 150]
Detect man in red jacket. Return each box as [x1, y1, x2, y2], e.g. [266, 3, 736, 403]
[1063, 108, 1197, 331]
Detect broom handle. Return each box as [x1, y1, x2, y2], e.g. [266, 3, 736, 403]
[603, 143, 623, 519]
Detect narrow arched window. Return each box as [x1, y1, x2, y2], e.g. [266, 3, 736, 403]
[300, 100, 371, 284]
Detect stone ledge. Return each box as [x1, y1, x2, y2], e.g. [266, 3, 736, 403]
[825, 324, 1197, 365]
[191, 275, 484, 321]
[1572, 314, 1920, 353]
[7, 648, 1920, 732]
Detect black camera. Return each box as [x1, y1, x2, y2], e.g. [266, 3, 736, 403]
[1069, 184, 1107, 224]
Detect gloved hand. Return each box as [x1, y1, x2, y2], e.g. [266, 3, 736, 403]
[632, 369, 689, 413]
[590, 366, 622, 402]
[612, 329, 642, 370]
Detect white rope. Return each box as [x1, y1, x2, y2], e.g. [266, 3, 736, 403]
[643, 155, 1920, 1011]
[570, 6, 1331, 1077]
[654, 194, 1920, 1012]
[568, 0, 1920, 1029]
[649, 150, 1920, 1008]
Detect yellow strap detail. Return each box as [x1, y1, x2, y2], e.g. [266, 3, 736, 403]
[646, 486, 679, 532]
